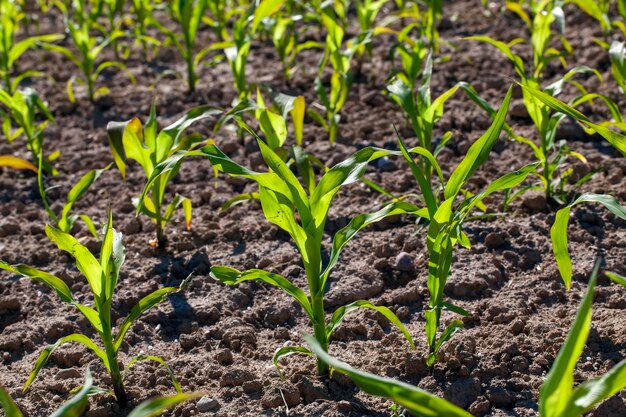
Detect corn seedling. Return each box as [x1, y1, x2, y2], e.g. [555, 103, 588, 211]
[130, 0, 160, 58]
[387, 0, 442, 51]
[0, 369, 200, 417]
[384, 26, 515, 186]
[0, 0, 62, 94]
[107, 101, 219, 246]
[539, 261, 626, 417]
[308, 10, 366, 143]
[43, 10, 134, 102]
[217, 0, 285, 101]
[101, 0, 125, 58]
[354, 0, 389, 60]
[0, 213, 188, 405]
[305, 335, 471, 417]
[468, 2, 621, 203]
[204, 0, 230, 41]
[386, 45, 500, 184]
[271, 13, 324, 82]
[37, 154, 109, 238]
[141, 129, 416, 377]
[0, 88, 56, 175]
[398, 88, 538, 365]
[158, 0, 211, 92]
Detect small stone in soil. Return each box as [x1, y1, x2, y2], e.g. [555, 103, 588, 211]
[395, 252, 414, 272]
[214, 348, 233, 365]
[522, 190, 547, 211]
[55, 368, 81, 380]
[484, 232, 506, 249]
[196, 396, 219, 413]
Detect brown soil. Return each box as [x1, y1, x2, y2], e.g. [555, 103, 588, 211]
[1, 1, 625, 416]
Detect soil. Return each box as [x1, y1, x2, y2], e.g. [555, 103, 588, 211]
[1, 1, 625, 417]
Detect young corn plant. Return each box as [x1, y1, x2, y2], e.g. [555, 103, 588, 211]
[101, 0, 125, 58]
[386, 0, 441, 51]
[354, 0, 389, 60]
[0, 88, 56, 175]
[387, 47, 437, 183]
[514, 86, 626, 287]
[271, 13, 324, 82]
[468, 1, 620, 203]
[0, 0, 63, 94]
[107, 101, 219, 246]
[141, 131, 416, 377]
[130, 0, 160, 58]
[308, 10, 364, 143]
[0, 369, 200, 417]
[158, 0, 211, 92]
[305, 336, 471, 417]
[217, 0, 286, 101]
[0, 213, 188, 405]
[398, 87, 537, 365]
[385, 30, 513, 188]
[43, 12, 134, 102]
[539, 261, 626, 417]
[204, 0, 230, 41]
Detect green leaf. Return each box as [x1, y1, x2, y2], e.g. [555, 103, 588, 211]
[445, 86, 512, 200]
[551, 193, 626, 289]
[322, 202, 418, 283]
[465, 36, 525, 78]
[114, 278, 188, 352]
[305, 336, 472, 417]
[210, 267, 313, 321]
[221, 192, 260, 210]
[539, 262, 599, 417]
[259, 110, 287, 149]
[24, 334, 108, 392]
[126, 393, 201, 417]
[45, 225, 103, 298]
[0, 262, 74, 303]
[291, 96, 305, 145]
[605, 271, 626, 288]
[273, 346, 313, 376]
[326, 300, 414, 348]
[311, 146, 391, 230]
[124, 355, 182, 394]
[252, 0, 285, 33]
[49, 369, 93, 417]
[0, 385, 23, 417]
[74, 303, 103, 334]
[519, 83, 626, 156]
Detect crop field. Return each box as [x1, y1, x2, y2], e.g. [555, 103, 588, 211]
[1, 0, 626, 416]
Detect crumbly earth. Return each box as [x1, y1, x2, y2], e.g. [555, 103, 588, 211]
[1, 2, 625, 416]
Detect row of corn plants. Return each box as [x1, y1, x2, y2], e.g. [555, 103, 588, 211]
[2, 0, 626, 415]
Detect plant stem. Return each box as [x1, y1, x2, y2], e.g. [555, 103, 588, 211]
[311, 292, 329, 377]
[186, 50, 195, 93]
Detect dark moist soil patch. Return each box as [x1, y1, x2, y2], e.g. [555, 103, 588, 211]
[1, 2, 626, 417]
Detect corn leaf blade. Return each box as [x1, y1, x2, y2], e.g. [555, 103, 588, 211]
[305, 336, 472, 417]
[539, 264, 598, 417]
